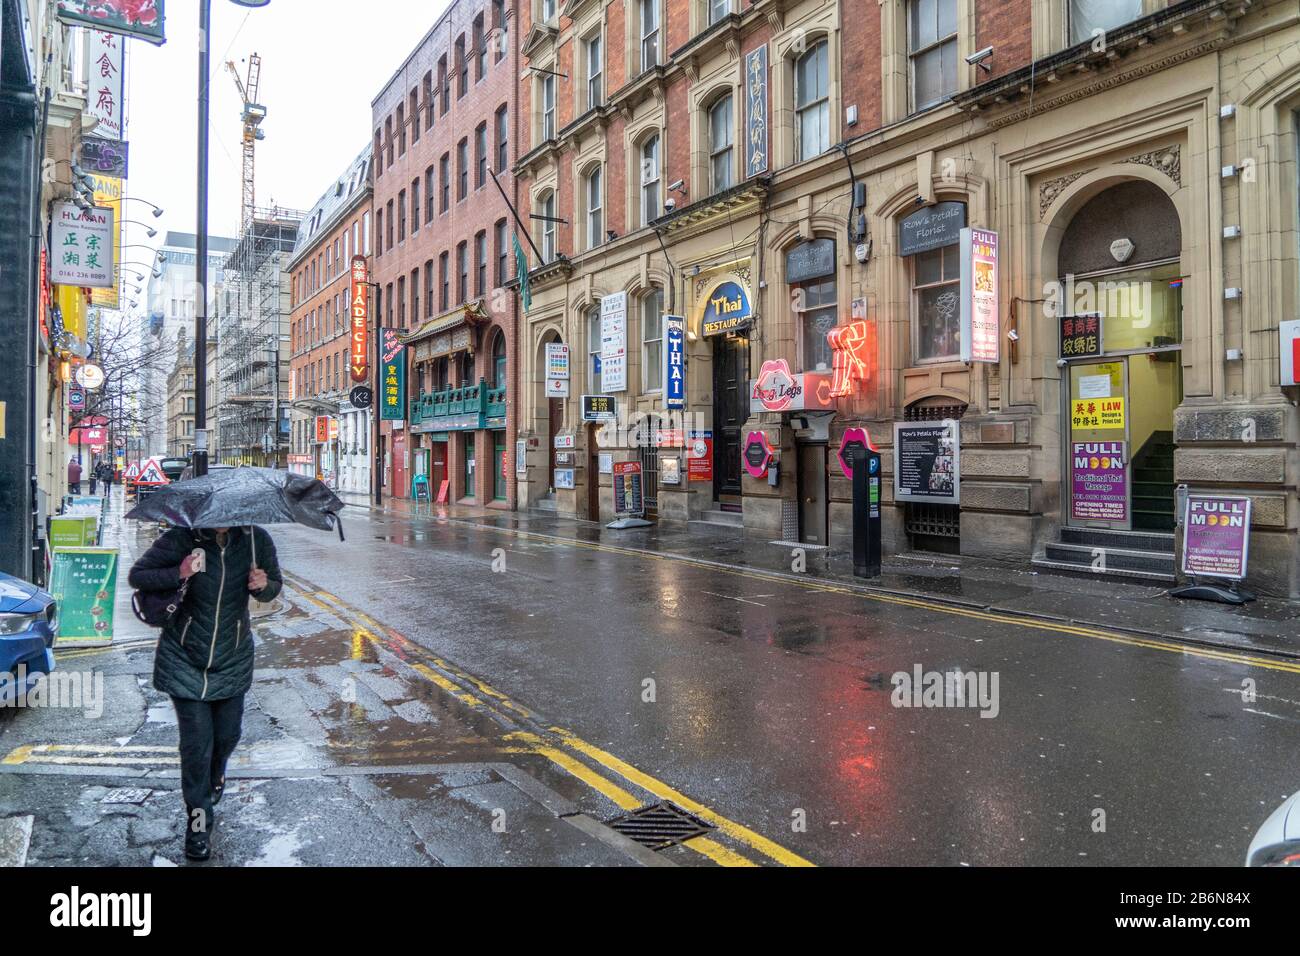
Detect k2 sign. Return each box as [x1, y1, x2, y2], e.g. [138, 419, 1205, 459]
[662, 315, 686, 410]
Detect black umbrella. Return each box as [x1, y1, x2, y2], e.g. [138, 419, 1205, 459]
[125, 467, 346, 539]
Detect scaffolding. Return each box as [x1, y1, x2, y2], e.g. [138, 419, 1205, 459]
[214, 206, 303, 466]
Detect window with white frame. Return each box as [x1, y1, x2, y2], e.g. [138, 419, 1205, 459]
[542, 0, 555, 20]
[709, 95, 734, 193]
[708, 0, 731, 25]
[542, 74, 556, 140]
[641, 0, 660, 71]
[641, 288, 663, 391]
[586, 33, 603, 109]
[586, 166, 603, 250]
[587, 306, 602, 389]
[640, 134, 661, 226]
[539, 191, 556, 262]
[794, 41, 830, 162]
[1068, 0, 1142, 45]
[791, 260, 837, 372]
[911, 242, 962, 361]
[908, 0, 958, 112]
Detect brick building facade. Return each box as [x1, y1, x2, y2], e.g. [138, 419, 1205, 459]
[513, 0, 1300, 597]
[287, 147, 374, 497]
[371, 0, 522, 507]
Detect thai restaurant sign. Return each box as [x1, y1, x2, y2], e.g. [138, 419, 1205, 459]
[350, 256, 369, 382]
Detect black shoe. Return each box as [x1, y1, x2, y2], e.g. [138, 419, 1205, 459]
[184, 829, 210, 862]
[212, 776, 226, 805]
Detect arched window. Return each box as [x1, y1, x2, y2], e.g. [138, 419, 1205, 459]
[586, 166, 603, 250]
[492, 331, 507, 388]
[538, 191, 556, 262]
[640, 135, 661, 227]
[709, 95, 734, 193]
[794, 40, 830, 162]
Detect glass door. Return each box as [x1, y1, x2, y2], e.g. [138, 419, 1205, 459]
[1065, 359, 1129, 530]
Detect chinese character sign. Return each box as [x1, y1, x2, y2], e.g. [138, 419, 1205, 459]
[350, 256, 369, 382]
[380, 328, 406, 422]
[85, 30, 125, 138]
[58, 1, 166, 46]
[744, 45, 768, 178]
[51, 202, 115, 288]
[1070, 397, 1125, 431]
[89, 174, 122, 308]
[826, 319, 876, 398]
[1060, 313, 1102, 359]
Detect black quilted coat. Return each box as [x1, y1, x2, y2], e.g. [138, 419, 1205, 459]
[129, 526, 282, 701]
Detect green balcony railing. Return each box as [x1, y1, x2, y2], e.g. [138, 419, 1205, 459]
[409, 378, 505, 431]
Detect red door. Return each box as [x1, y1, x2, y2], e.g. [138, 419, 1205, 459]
[392, 432, 408, 498]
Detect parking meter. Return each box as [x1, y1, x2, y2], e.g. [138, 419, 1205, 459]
[850, 445, 882, 578]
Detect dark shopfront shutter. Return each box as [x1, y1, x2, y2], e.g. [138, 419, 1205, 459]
[903, 400, 967, 554]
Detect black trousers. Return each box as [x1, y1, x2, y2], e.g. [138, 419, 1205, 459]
[172, 694, 245, 833]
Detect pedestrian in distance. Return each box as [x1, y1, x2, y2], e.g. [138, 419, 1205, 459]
[128, 524, 282, 862]
[67, 457, 82, 495]
[88, 460, 99, 495]
[98, 460, 115, 496]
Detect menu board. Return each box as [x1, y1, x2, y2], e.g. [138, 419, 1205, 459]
[48, 547, 118, 648]
[894, 421, 960, 505]
[612, 461, 644, 516]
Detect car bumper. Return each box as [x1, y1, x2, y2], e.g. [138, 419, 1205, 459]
[0, 634, 55, 706]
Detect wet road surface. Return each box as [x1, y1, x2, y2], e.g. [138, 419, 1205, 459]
[3, 497, 1297, 866]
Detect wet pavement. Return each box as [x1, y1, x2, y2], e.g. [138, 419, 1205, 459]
[2, 490, 1298, 866]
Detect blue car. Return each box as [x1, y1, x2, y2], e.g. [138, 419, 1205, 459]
[0, 571, 58, 707]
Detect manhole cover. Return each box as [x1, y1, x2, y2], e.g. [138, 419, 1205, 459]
[606, 802, 714, 850]
[101, 788, 152, 805]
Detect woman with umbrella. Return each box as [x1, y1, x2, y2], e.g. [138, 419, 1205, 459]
[129, 524, 282, 861]
[126, 467, 342, 861]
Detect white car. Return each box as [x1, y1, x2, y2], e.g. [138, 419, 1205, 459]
[1247, 790, 1300, 866]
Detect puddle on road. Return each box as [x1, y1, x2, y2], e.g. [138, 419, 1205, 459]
[254, 625, 381, 668]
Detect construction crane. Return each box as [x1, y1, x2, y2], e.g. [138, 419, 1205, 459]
[226, 53, 266, 232]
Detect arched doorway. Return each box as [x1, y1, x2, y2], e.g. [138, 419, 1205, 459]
[1054, 179, 1183, 534]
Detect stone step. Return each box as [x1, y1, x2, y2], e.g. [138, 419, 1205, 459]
[689, 509, 744, 533]
[1044, 541, 1175, 573]
[1031, 555, 1176, 584]
[1058, 526, 1175, 552]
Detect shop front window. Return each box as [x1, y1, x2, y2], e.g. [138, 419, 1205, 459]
[912, 243, 961, 362]
[494, 434, 507, 500]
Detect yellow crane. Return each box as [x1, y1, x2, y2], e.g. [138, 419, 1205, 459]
[226, 53, 266, 232]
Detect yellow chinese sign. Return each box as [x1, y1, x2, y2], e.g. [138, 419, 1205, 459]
[1072, 397, 1125, 431]
[90, 175, 122, 310]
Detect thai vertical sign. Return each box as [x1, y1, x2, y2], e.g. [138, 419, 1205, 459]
[85, 30, 125, 139]
[600, 292, 627, 393]
[744, 45, 768, 178]
[89, 174, 122, 308]
[350, 256, 369, 382]
[1182, 495, 1252, 580]
[1070, 441, 1127, 522]
[380, 327, 405, 421]
[662, 314, 685, 410]
[52, 203, 114, 288]
[959, 227, 999, 363]
[58, 1, 167, 45]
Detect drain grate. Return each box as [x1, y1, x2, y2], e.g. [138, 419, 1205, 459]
[606, 802, 714, 850]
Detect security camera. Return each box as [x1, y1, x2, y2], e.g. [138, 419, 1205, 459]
[966, 46, 993, 72]
[668, 179, 685, 193]
[664, 197, 676, 212]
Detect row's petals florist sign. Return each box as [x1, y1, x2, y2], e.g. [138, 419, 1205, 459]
[52, 202, 115, 288]
[959, 228, 999, 364]
[1182, 495, 1252, 580]
[57, 1, 167, 46]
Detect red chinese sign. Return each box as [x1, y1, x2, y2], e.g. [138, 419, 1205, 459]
[350, 256, 369, 382]
[56, 1, 167, 46]
[826, 319, 876, 398]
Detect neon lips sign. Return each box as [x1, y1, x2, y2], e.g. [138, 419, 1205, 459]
[749, 359, 834, 414]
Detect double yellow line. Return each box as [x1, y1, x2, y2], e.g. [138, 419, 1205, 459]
[289, 578, 813, 867]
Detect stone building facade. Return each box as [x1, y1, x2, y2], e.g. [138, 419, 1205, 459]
[512, 0, 1300, 597]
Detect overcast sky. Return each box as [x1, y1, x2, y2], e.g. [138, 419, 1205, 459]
[121, 0, 448, 264]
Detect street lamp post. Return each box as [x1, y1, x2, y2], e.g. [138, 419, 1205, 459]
[194, 0, 271, 480]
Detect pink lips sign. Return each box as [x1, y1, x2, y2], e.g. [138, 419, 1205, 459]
[837, 427, 877, 479]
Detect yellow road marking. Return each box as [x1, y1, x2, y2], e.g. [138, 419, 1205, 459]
[292, 584, 791, 867]
[688, 837, 759, 867]
[1, 745, 34, 765]
[553, 729, 815, 868]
